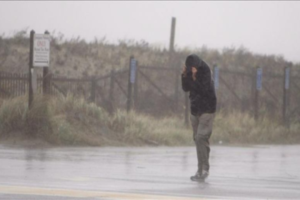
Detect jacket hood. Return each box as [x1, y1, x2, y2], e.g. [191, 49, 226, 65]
[185, 54, 202, 69]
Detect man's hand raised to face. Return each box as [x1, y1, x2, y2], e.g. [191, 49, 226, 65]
[192, 67, 197, 81]
[182, 66, 187, 77]
[182, 66, 197, 80]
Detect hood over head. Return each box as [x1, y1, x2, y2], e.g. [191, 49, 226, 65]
[185, 54, 202, 69]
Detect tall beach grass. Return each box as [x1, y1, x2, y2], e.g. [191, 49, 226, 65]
[0, 95, 299, 146]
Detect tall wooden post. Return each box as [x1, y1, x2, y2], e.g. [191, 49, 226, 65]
[169, 17, 176, 54]
[169, 17, 178, 111]
[283, 66, 290, 127]
[29, 30, 35, 109]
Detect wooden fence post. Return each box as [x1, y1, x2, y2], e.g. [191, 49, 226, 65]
[134, 61, 139, 110]
[283, 65, 290, 127]
[43, 31, 51, 95]
[109, 69, 115, 113]
[175, 66, 180, 112]
[29, 30, 35, 109]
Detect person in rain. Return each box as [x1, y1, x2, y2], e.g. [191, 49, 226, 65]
[181, 54, 217, 181]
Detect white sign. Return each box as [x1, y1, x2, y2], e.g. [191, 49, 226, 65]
[33, 34, 51, 67]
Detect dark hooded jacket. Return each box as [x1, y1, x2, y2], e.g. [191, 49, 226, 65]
[181, 54, 217, 116]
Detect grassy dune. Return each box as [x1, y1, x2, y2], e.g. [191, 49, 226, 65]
[0, 95, 299, 147]
[1, 30, 299, 78]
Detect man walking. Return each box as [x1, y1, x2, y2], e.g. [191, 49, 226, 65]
[181, 54, 217, 181]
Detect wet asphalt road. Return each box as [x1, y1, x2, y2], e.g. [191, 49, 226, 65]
[0, 145, 299, 200]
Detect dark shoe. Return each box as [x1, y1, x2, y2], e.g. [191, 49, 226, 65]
[190, 172, 204, 182]
[201, 170, 209, 180]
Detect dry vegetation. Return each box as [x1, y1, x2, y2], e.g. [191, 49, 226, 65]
[0, 94, 192, 146]
[1, 29, 299, 78]
[0, 95, 299, 147]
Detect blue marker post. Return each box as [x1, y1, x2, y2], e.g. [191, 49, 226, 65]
[254, 66, 262, 120]
[256, 67, 263, 91]
[213, 64, 219, 112]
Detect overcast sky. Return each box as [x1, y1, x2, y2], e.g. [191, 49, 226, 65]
[1, 1, 300, 63]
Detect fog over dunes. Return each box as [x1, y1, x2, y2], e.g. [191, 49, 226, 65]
[0, 1, 300, 63]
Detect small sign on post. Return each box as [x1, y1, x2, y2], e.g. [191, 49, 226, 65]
[256, 67, 263, 91]
[33, 34, 51, 67]
[29, 30, 51, 109]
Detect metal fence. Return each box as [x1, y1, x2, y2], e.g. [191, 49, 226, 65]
[0, 63, 299, 126]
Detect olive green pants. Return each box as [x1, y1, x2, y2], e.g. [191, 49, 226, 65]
[190, 113, 215, 174]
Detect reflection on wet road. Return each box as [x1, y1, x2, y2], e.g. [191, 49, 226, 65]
[0, 145, 299, 199]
